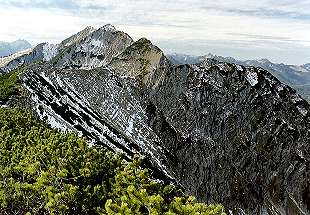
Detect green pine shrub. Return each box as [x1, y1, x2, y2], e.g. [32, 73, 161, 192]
[0, 68, 21, 101]
[0, 107, 225, 215]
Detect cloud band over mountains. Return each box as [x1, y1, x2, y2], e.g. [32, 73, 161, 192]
[1, 0, 310, 64]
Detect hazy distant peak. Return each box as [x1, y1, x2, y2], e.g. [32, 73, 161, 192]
[0, 39, 32, 57]
[13, 39, 31, 45]
[257, 58, 271, 64]
[205, 53, 215, 58]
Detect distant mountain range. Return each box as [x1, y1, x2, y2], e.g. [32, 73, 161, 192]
[167, 53, 310, 100]
[0, 39, 32, 57]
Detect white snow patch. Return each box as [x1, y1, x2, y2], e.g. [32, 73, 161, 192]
[90, 39, 104, 48]
[217, 63, 226, 71]
[236, 64, 243, 71]
[126, 118, 133, 134]
[48, 116, 67, 130]
[297, 106, 308, 116]
[43, 43, 58, 61]
[245, 70, 258, 86]
[277, 86, 284, 91]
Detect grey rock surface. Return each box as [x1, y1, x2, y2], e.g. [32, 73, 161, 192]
[22, 62, 176, 183]
[143, 61, 310, 214]
[167, 53, 310, 101]
[52, 25, 133, 69]
[0, 25, 133, 72]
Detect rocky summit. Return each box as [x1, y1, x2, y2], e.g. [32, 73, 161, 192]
[1, 25, 310, 215]
[167, 53, 310, 101]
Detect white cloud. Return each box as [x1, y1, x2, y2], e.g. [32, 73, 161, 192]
[0, 0, 309, 64]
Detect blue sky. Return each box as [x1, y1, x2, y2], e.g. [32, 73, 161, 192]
[1, 0, 310, 64]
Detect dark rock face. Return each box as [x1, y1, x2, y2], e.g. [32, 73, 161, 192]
[7, 26, 308, 214]
[143, 62, 310, 214]
[167, 53, 310, 101]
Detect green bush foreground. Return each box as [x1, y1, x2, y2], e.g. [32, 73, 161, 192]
[0, 68, 22, 101]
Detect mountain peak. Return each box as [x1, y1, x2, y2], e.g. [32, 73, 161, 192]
[84, 26, 95, 31]
[205, 53, 215, 58]
[99, 24, 117, 32]
[136, 37, 152, 44]
[257, 58, 271, 64]
[108, 37, 167, 81]
[14, 39, 31, 45]
[60, 26, 95, 48]
[2, 25, 310, 215]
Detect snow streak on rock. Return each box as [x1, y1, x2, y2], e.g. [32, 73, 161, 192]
[43, 43, 58, 61]
[245, 68, 258, 86]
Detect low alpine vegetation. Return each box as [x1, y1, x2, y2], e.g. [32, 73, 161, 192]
[0, 68, 21, 101]
[0, 107, 225, 215]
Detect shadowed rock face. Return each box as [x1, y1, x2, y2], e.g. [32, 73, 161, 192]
[5, 26, 308, 215]
[143, 62, 310, 214]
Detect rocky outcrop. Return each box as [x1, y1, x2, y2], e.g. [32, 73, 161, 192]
[142, 61, 310, 214]
[52, 25, 134, 69]
[11, 26, 310, 215]
[0, 25, 133, 72]
[109, 38, 167, 76]
[167, 53, 310, 101]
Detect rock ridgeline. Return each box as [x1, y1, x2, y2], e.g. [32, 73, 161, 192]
[0, 24, 133, 72]
[167, 53, 310, 101]
[2, 25, 310, 215]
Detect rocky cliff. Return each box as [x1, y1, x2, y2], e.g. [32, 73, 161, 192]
[167, 53, 310, 101]
[143, 60, 310, 214]
[52, 24, 134, 69]
[0, 24, 133, 72]
[2, 25, 310, 215]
